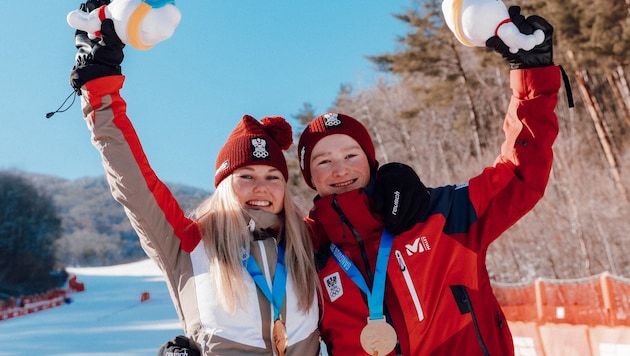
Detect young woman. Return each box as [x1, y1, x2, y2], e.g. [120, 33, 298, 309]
[69, 3, 319, 354]
[296, 8, 561, 356]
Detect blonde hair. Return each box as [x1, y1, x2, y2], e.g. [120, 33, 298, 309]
[191, 174, 318, 314]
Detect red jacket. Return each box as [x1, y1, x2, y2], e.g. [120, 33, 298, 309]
[306, 66, 560, 355]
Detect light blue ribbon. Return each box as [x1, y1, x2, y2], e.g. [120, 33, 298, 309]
[329, 230, 394, 320]
[244, 244, 287, 320]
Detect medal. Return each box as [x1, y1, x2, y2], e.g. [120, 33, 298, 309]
[272, 318, 288, 356]
[360, 318, 397, 356]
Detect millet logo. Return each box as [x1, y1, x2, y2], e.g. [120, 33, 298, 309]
[405, 236, 431, 256]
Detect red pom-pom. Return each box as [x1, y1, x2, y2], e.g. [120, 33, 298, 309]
[261, 116, 293, 150]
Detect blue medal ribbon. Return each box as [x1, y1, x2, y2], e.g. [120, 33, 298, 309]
[329, 230, 394, 320]
[244, 243, 287, 321]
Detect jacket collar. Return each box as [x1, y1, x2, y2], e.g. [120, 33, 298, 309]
[312, 189, 384, 247]
[242, 209, 283, 241]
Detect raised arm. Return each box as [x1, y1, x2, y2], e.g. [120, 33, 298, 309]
[468, 7, 560, 246]
[70, 12, 202, 271]
[370, 7, 560, 247]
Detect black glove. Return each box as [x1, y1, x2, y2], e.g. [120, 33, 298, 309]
[157, 335, 201, 356]
[79, 0, 109, 12]
[372, 162, 430, 235]
[486, 6, 553, 69]
[70, 1, 124, 92]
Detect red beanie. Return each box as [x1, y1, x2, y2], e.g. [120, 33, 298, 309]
[297, 112, 377, 190]
[215, 115, 292, 187]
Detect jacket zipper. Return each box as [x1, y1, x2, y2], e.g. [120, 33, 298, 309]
[451, 285, 490, 356]
[394, 250, 424, 321]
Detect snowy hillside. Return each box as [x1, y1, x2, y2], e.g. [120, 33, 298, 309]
[0, 259, 181, 356]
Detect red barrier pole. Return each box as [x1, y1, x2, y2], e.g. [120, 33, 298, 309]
[535, 279, 546, 323]
[600, 273, 615, 327]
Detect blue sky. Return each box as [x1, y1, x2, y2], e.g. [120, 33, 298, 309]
[0, 1, 409, 190]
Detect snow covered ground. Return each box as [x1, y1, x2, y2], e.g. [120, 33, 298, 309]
[0, 259, 182, 356]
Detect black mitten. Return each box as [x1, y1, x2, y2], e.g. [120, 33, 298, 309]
[157, 335, 201, 356]
[373, 162, 430, 235]
[81, 0, 110, 12]
[486, 6, 554, 69]
[70, 1, 124, 92]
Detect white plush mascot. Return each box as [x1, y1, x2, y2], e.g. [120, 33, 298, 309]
[442, 0, 544, 53]
[67, 0, 181, 50]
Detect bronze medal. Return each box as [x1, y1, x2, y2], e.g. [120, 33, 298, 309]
[272, 318, 288, 356]
[359, 319, 397, 356]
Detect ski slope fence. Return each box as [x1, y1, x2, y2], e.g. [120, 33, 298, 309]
[493, 272, 630, 355]
[0, 288, 72, 321]
[0, 275, 85, 322]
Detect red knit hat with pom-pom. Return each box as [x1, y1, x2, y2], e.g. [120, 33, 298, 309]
[214, 115, 293, 187]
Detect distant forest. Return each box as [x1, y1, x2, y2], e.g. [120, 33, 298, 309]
[9, 171, 209, 267]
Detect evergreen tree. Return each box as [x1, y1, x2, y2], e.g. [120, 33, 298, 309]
[0, 172, 64, 296]
[367, 0, 502, 155]
[293, 102, 317, 126]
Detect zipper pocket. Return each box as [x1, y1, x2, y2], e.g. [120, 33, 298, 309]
[450, 285, 490, 356]
[395, 250, 424, 321]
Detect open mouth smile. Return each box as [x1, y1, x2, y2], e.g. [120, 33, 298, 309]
[247, 200, 272, 208]
[330, 179, 357, 188]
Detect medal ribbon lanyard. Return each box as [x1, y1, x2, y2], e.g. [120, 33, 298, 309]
[244, 244, 287, 321]
[329, 230, 394, 320]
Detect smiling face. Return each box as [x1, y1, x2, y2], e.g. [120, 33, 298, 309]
[231, 165, 286, 214]
[309, 134, 371, 197]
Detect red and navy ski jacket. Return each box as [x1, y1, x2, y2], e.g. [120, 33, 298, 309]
[306, 66, 561, 356]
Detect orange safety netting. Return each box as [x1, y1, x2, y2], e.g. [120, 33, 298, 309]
[492, 272, 630, 327]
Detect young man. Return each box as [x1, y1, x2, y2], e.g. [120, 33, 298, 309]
[297, 8, 561, 356]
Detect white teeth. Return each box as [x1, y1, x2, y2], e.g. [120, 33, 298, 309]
[248, 200, 271, 207]
[332, 180, 355, 187]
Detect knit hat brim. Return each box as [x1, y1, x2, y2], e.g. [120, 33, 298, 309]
[215, 115, 292, 187]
